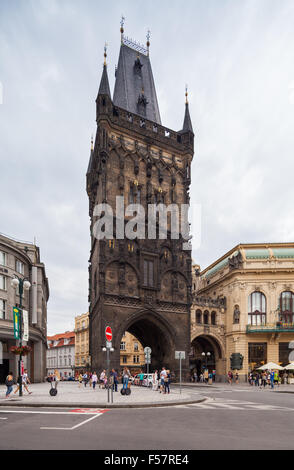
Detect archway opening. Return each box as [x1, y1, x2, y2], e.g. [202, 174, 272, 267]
[118, 314, 175, 375]
[190, 335, 223, 381]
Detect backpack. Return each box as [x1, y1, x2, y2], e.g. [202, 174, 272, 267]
[5, 376, 13, 387]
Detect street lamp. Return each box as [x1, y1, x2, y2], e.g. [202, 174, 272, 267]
[11, 276, 31, 397]
[201, 351, 211, 370]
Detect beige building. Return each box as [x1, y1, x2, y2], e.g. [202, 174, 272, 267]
[74, 312, 90, 372]
[120, 332, 145, 373]
[0, 233, 49, 383]
[191, 243, 294, 382]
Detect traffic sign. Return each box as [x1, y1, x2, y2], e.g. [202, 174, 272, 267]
[175, 351, 186, 360]
[105, 326, 112, 342]
[144, 347, 152, 354]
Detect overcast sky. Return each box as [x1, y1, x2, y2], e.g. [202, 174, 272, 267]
[1, 0, 294, 335]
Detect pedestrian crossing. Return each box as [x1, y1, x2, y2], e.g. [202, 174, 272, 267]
[174, 398, 294, 411]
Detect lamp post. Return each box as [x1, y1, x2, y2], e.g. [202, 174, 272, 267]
[11, 276, 31, 397]
[201, 351, 211, 370]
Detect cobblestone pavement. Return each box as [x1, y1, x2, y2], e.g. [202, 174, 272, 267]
[0, 381, 202, 407]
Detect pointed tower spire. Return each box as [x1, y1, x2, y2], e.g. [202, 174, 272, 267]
[182, 85, 193, 133]
[87, 134, 94, 175]
[97, 43, 111, 98]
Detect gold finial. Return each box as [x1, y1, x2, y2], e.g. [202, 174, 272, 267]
[91, 134, 94, 151]
[120, 15, 125, 43]
[104, 43, 108, 66]
[141, 87, 144, 95]
[146, 29, 151, 56]
[185, 84, 188, 104]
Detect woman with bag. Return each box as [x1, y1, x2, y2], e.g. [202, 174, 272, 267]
[5, 372, 14, 398]
[164, 370, 171, 394]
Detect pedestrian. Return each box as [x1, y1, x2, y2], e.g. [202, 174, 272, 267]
[194, 371, 197, 383]
[199, 373, 204, 383]
[111, 369, 118, 392]
[78, 373, 83, 388]
[235, 372, 239, 385]
[14, 369, 32, 395]
[164, 370, 171, 394]
[262, 371, 267, 388]
[152, 370, 158, 391]
[99, 369, 106, 388]
[212, 370, 216, 383]
[274, 371, 279, 386]
[270, 370, 275, 389]
[122, 367, 131, 391]
[159, 367, 167, 393]
[92, 372, 98, 390]
[5, 372, 14, 398]
[203, 369, 209, 384]
[139, 370, 144, 387]
[227, 371, 233, 385]
[83, 372, 88, 387]
[89, 372, 93, 387]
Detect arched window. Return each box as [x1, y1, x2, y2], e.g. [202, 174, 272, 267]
[248, 292, 266, 326]
[280, 292, 294, 324]
[211, 311, 216, 325]
[196, 310, 202, 324]
[204, 310, 209, 325]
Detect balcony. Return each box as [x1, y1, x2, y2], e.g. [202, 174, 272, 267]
[247, 323, 294, 333]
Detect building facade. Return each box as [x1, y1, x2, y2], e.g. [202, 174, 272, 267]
[191, 243, 294, 381]
[0, 233, 49, 383]
[47, 331, 75, 378]
[74, 312, 90, 372]
[120, 331, 145, 372]
[87, 27, 194, 378]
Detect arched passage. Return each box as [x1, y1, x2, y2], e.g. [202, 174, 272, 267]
[115, 310, 176, 373]
[190, 334, 225, 381]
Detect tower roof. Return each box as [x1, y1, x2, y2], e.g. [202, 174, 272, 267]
[97, 63, 111, 98]
[182, 102, 193, 133]
[113, 41, 161, 124]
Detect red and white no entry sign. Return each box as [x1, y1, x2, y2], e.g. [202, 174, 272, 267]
[105, 326, 112, 342]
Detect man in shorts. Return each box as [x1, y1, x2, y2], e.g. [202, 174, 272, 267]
[14, 369, 32, 395]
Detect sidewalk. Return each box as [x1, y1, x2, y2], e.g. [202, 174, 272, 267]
[0, 382, 205, 408]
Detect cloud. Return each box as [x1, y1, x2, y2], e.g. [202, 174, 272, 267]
[1, 0, 294, 333]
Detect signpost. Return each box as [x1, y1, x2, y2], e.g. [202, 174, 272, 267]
[144, 347, 152, 374]
[175, 351, 186, 394]
[104, 326, 114, 404]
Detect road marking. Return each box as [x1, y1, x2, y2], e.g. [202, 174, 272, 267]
[0, 409, 108, 415]
[40, 413, 103, 431]
[173, 398, 294, 411]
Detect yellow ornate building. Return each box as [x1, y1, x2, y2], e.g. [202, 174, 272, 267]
[74, 312, 90, 372]
[191, 243, 294, 381]
[120, 331, 145, 372]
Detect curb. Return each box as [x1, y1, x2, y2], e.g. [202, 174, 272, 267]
[0, 397, 207, 409]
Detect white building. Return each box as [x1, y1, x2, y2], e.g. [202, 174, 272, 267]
[47, 331, 75, 379]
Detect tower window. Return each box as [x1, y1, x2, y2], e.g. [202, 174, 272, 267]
[143, 259, 154, 288]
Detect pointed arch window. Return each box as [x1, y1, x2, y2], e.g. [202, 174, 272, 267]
[248, 292, 266, 326]
[280, 292, 294, 324]
[196, 309, 202, 324]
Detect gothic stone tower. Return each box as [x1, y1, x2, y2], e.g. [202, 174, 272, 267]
[87, 30, 194, 379]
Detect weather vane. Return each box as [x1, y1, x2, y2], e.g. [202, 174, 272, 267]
[120, 15, 125, 43]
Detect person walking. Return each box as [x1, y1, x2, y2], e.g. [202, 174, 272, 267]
[99, 370, 106, 389]
[83, 372, 88, 387]
[92, 372, 98, 390]
[139, 370, 144, 387]
[164, 370, 171, 394]
[270, 370, 275, 389]
[204, 369, 209, 384]
[159, 367, 167, 393]
[122, 367, 131, 391]
[14, 369, 32, 395]
[235, 372, 239, 385]
[78, 373, 83, 388]
[5, 372, 14, 398]
[193, 371, 197, 383]
[152, 370, 158, 391]
[111, 369, 118, 392]
[227, 371, 233, 385]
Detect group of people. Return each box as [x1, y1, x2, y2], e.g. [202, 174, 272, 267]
[248, 371, 281, 389]
[76, 366, 172, 394]
[4, 370, 32, 398]
[191, 370, 216, 384]
[227, 370, 239, 384]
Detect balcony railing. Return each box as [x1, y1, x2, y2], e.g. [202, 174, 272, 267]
[247, 323, 294, 333]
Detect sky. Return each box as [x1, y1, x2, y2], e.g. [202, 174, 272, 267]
[1, 0, 294, 335]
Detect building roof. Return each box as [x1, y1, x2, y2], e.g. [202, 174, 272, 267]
[47, 331, 75, 348]
[113, 42, 161, 124]
[97, 64, 111, 98]
[201, 243, 294, 279]
[181, 102, 194, 133]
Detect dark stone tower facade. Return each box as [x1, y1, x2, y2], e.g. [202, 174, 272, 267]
[87, 32, 194, 378]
